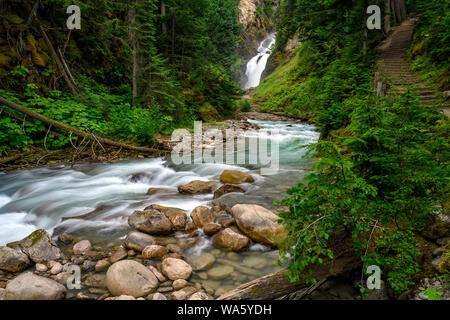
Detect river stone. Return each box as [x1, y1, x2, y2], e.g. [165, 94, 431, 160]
[85, 274, 106, 288]
[207, 265, 234, 280]
[17, 229, 63, 263]
[170, 286, 197, 300]
[35, 263, 48, 272]
[124, 231, 156, 252]
[243, 256, 267, 269]
[73, 240, 92, 255]
[0, 246, 30, 272]
[187, 253, 216, 271]
[152, 292, 167, 300]
[128, 210, 173, 235]
[106, 260, 159, 298]
[173, 279, 189, 290]
[203, 223, 222, 236]
[148, 205, 187, 230]
[188, 291, 211, 300]
[191, 206, 215, 228]
[219, 170, 254, 184]
[142, 245, 168, 259]
[3, 272, 66, 300]
[231, 204, 287, 246]
[148, 265, 167, 282]
[109, 246, 128, 263]
[50, 262, 63, 275]
[213, 184, 246, 199]
[95, 259, 111, 272]
[178, 180, 217, 194]
[147, 188, 173, 196]
[213, 228, 250, 251]
[161, 258, 192, 280]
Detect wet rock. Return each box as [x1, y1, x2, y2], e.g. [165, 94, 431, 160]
[219, 170, 254, 184]
[203, 223, 222, 236]
[57, 233, 73, 245]
[106, 260, 159, 298]
[173, 279, 189, 290]
[85, 274, 106, 288]
[152, 292, 167, 300]
[73, 240, 92, 255]
[217, 258, 255, 275]
[191, 206, 215, 228]
[142, 245, 168, 259]
[187, 253, 216, 271]
[242, 256, 267, 269]
[0, 246, 30, 273]
[82, 260, 97, 273]
[170, 286, 197, 300]
[148, 205, 187, 230]
[232, 204, 286, 246]
[16, 229, 63, 263]
[95, 259, 111, 272]
[214, 184, 246, 199]
[128, 210, 173, 235]
[84, 250, 108, 261]
[52, 272, 70, 285]
[49, 262, 63, 275]
[148, 265, 167, 282]
[128, 250, 136, 257]
[109, 246, 128, 263]
[220, 219, 235, 228]
[161, 258, 192, 280]
[147, 188, 173, 196]
[178, 180, 217, 194]
[185, 222, 197, 233]
[207, 265, 234, 280]
[162, 253, 185, 261]
[35, 263, 48, 272]
[188, 291, 211, 300]
[129, 172, 151, 183]
[213, 228, 250, 251]
[167, 243, 183, 254]
[3, 272, 66, 300]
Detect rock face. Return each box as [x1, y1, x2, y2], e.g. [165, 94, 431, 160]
[16, 229, 63, 263]
[220, 170, 254, 184]
[73, 240, 92, 255]
[0, 246, 30, 272]
[3, 272, 66, 300]
[214, 184, 246, 199]
[142, 245, 168, 259]
[147, 205, 187, 230]
[128, 209, 173, 235]
[191, 206, 215, 228]
[124, 231, 156, 251]
[231, 204, 286, 246]
[178, 180, 217, 194]
[106, 260, 159, 298]
[161, 258, 192, 280]
[213, 228, 250, 251]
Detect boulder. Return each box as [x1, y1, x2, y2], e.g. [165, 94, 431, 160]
[219, 170, 254, 184]
[73, 240, 92, 255]
[161, 258, 192, 280]
[187, 253, 216, 271]
[3, 272, 66, 300]
[124, 231, 156, 252]
[147, 205, 187, 230]
[106, 260, 159, 298]
[231, 204, 286, 246]
[16, 229, 63, 263]
[128, 210, 173, 235]
[142, 245, 169, 259]
[214, 184, 246, 199]
[191, 206, 215, 228]
[203, 223, 222, 236]
[213, 228, 250, 251]
[0, 246, 30, 272]
[178, 180, 217, 194]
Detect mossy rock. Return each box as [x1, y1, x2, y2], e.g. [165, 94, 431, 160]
[199, 103, 221, 122]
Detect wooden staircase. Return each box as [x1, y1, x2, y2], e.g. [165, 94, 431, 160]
[376, 19, 449, 116]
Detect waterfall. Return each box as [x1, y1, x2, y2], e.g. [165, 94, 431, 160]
[244, 33, 276, 89]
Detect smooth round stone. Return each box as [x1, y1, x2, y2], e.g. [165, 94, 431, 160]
[207, 265, 234, 280]
[187, 253, 216, 271]
[226, 252, 240, 261]
[243, 256, 267, 269]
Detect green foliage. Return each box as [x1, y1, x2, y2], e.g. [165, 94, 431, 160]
[238, 99, 251, 112]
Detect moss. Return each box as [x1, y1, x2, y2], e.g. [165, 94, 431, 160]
[136, 210, 154, 218]
[27, 229, 45, 246]
[199, 103, 221, 122]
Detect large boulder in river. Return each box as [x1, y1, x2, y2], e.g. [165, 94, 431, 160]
[128, 209, 173, 235]
[3, 272, 66, 300]
[231, 204, 286, 246]
[124, 231, 156, 252]
[0, 246, 30, 273]
[213, 228, 250, 252]
[178, 180, 217, 194]
[219, 170, 254, 184]
[15, 229, 63, 263]
[213, 184, 246, 199]
[146, 205, 187, 230]
[191, 206, 215, 228]
[106, 260, 159, 298]
[161, 258, 192, 280]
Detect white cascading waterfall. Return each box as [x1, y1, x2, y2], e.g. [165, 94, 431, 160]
[244, 33, 276, 89]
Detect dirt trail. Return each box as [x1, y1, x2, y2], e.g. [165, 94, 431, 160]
[376, 19, 449, 116]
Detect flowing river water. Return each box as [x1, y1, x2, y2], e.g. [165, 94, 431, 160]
[0, 120, 319, 297]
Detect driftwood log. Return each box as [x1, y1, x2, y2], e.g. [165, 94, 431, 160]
[218, 231, 361, 300]
[0, 96, 165, 154]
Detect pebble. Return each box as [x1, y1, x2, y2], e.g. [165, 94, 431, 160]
[50, 262, 63, 275]
[173, 279, 188, 290]
[35, 263, 48, 272]
[152, 292, 167, 300]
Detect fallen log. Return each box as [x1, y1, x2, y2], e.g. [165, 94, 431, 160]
[217, 231, 361, 300]
[0, 96, 167, 154]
